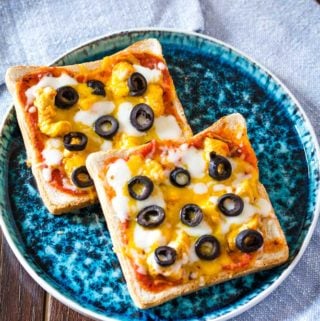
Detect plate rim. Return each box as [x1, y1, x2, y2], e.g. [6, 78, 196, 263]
[0, 27, 319, 321]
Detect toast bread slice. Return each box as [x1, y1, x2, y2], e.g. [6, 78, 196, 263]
[5, 39, 192, 214]
[86, 113, 289, 308]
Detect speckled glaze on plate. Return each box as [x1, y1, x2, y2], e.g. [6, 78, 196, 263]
[0, 29, 319, 321]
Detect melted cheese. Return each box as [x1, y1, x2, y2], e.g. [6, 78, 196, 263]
[74, 101, 115, 126]
[180, 145, 206, 178]
[133, 64, 162, 83]
[117, 102, 145, 137]
[136, 187, 165, 211]
[100, 141, 112, 151]
[42, 168, 52, 182]
[180, 220, 212, 237]
[154, 115, 182, 140]
[106, 159, 132, 222]
[35, 87, 71, 137]
[42, 138, 64, 166]
[105, 138, 270, 284]
[191, 183, 208, 194]
[26, 73, 77, 104]
[24, 57, 185, 191]
[134, 225, 166, 251]
[220, 197, 268, 233]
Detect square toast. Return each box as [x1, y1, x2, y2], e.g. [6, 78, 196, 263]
[5, 39, 192, 214]
[86, 113, 289, 308]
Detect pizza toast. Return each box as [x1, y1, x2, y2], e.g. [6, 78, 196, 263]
[86, 113, 289, 308]
[5, 39, 192, 214]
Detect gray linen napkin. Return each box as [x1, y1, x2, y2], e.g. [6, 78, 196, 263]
[0, 0, 204, 117]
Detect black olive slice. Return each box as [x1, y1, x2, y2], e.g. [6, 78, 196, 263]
[87, 79, 106, 96]
[130, 103, 154, 132]
[236, 229, 264, 253]
[169, 167, 191, 187]
[137, 205, 165, 228]
[195, 235, 220, 260]
[218, 193, 244, 216]
[63, 132, 88, 151]
[55, 86, 79, 109]
[128, 72, 147, 96]
[154, 246, 177, 266]
[209, 152, 232, 181]
[71, 166, 94, 188]
[94, 115, 119, 139]
[180, 204, 203, 227]
[128, 176, 154, 200]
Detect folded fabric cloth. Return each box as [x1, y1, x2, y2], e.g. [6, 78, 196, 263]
[0, 0, 204, 84]
[1, 1, 319, 321]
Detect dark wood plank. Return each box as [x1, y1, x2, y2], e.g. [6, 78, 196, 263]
[0, 229, 46, 321]
[47, 296, 95, 321]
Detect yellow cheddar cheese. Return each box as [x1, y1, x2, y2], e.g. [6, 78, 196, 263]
[26, 54, 186, 190]
[34, 88, 71, 137]
[106, 141, 270, 284]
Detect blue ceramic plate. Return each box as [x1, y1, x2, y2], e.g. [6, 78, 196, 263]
[1, 29, 319, 321]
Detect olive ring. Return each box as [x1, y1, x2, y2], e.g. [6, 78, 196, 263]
[128, 72, 147, 96]
[195, 235, 220, 260]
[218, 193, 244, 217]
[55, 86, 79, 109]
[128, 175, 154, 200]
[63, 132, 88, 151]
[180, 204, 203, 227]
[71, 166, 94, 188]
[236, 229, 264, 253]
[209, 152, 232, 181]
[94, 115, 119, 139]
[154, 246, 177, 267]
[137, 205, 165, 228]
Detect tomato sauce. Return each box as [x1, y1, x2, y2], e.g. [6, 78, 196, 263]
[134, 265, 181, 292]
[50, 168, 89, 196]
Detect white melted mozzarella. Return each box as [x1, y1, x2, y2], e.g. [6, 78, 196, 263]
[180, 220, 212, 237]
[42, 168, 52, 182]
[28, 106, 37, 113]
[209, 196, 219, 204]
[161, 144, 206, 178]
[157, 62, 166, 70]
[100, 141, 112, 151]
[136, 187, 165, 211]
[133, 64, 162, 83]
[62, 178, 77, 191]
[74, 101, 115, 126]
[26, 73, 78, 103]
[256, 198, 272, 216]
[220, 197, 270, 233]
[154, 115, 182, 140]
[213, 184, 228, 192]
[42, 149, 63, 166]
[188, 244, 199, 263]
[111, 194, 130, 223]
[180, 145, 206, 178]
[134, 225, 166, 251]
[106, 159, 132, 222]
[191, 183, 208, 194]
[42, 139, 63, 166]
[232, 173, 252, 188]
[147, 252, 183, 278]
[166, 148, 181, 164]
[117, 102, 145, 137]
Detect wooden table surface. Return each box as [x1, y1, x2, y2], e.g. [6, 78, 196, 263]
[0, 229, 95, 321]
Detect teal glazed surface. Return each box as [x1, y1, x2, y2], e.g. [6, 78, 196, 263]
[1, 30, 319, 321]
